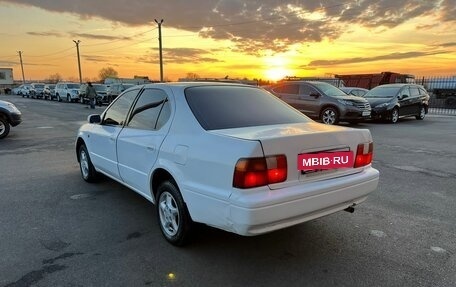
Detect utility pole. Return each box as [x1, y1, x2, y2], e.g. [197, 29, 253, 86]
[17, 51, 25, 84]
[73, 40, 82, 84]
[154, 19, 164, 82]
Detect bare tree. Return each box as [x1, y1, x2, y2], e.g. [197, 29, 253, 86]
[45, 73, 63, 84]
[186, 72, 200, 79]
[99, 67, 119, 81]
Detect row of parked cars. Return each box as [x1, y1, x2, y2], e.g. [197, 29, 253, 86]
[12, 82, 135, 105]
[266, 81, 430, 124]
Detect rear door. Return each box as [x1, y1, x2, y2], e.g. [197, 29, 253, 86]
[270, 83, 300, 109]
[408, 86, 422, 115]
[398, 86, 413, 116]
[116, 88, 172, 197]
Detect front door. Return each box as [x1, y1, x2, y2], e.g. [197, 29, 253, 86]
[88, 88, 141, 179]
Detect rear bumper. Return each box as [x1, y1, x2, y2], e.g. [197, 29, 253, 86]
[228, 167, 379, 235]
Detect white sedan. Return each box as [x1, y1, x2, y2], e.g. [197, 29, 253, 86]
[76, 82, 379, 246]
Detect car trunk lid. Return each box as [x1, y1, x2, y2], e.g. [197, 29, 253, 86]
[210, 122, 373, 189]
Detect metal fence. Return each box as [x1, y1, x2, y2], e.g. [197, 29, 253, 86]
[417, 76, 456, 115]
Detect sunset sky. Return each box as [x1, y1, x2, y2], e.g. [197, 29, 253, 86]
[0, 0, 455, 82]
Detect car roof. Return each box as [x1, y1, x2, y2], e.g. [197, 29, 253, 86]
[340, 87, 368, 90]
[141, 82, 254, 89]
[376, 83, 415, 88]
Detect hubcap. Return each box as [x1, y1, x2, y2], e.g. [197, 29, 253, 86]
[80, 149, 89, 178]
[392, 109, 399, 122]
[420, 107, 425, 118]
[0, 122, 5, 135]
[158, 192, 180, 237]
[322, 109, 336, 124]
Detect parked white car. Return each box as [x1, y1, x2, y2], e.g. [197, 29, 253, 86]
[76, 83, 379, 245]
[55, 82, 81, 102]
[18, 84, 32, 97]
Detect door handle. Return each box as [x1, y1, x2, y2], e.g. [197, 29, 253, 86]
[147, 146, 155, 151]
[109, 137, 115, 141]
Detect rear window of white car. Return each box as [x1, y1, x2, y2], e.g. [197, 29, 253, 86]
[185, 85, 310, 130]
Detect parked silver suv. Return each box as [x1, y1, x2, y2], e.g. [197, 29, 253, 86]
[55, 82, 81, 102]
[268, 81, 371, 124]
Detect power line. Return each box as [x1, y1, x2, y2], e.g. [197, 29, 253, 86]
[26, 46, 74, 58]
[84, 37, 155, 54]
[83, 27, 157, 47]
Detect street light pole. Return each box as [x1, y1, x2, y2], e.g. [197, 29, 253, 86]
[154, 19, 164, 82]
[73, 40, 82, 84]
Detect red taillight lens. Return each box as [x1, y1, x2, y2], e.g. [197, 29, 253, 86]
[354, 142, 373, 168]
[233, 155, 287, 189]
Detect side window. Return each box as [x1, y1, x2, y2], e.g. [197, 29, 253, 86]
[103, 89, 139, 126]
[299, 84, 318, 96]
[127, 89, 170, 130]
[419, 87, 428, 95]
[410, 87, 420, 97]
[273, 84, 299, 95]
[401, 87, 411, 98]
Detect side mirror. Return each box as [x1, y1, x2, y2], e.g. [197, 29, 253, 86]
[88, 114, 101, 124]
[399, 94, 408, 100]
[310, 92, 320, 98]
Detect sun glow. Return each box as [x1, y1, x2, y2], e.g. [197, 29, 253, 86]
[265, 67, 289, 81]
[264, 56, 292, 81]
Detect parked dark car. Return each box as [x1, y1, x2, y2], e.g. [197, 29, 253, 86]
[106, 83, 135, 103]
[364, 84, 429, 123]
[30, 83, 46, 99]
[268, 81, 371, 125]
[79, 83, 108, 105]
[43, 84, 56, 100]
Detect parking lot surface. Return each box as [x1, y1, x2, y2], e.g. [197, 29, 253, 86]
[1, 95, 455, 287]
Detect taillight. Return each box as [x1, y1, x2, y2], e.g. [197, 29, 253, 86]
[354, 142, 373, 168]
[233, 155, 287, 189]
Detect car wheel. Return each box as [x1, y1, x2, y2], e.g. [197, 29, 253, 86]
[156, 181, 193, 246]
[320, 107, 339, 125]
[67, 95, 71, 103]
[57, 94, 62, 102]
[78, 144, 99, 182]
[416, 106, 426, 120]
[390, 108, 399, 124]
[0, 117, 10, 139]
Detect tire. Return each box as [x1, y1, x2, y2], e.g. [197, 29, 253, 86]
[78, 144, 99, 182]
[67, 95, 71, 103]
[0, 117, 10, 139]
[320, 107, 339, 125]
[156, 181, 193, 246]
[57, 94, 62, 102]
[390, 108, 399, 124]
[416, 106, 426, 120]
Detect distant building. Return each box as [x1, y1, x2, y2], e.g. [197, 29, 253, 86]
[0, 68, 14, 93]
[178, 77, 258, 86]
[0, 68, 14, 85]
[104, 76, 153, 85]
